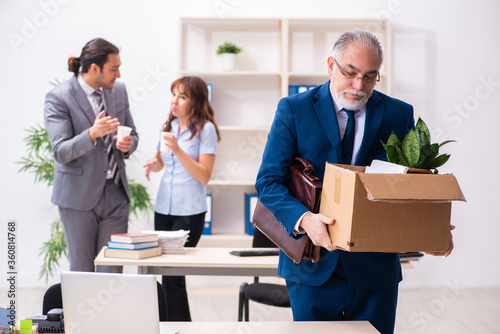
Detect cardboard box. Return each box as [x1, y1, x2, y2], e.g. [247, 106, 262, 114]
[319, 163, 466, 252]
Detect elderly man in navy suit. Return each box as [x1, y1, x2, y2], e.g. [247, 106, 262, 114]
[256, 29, 454, 334]
[44, 38, 138, 273]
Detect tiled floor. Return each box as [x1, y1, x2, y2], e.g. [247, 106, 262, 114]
[3, 285, 500, 333]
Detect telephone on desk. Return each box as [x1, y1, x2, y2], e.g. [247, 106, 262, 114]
[27, 308, 64, 333]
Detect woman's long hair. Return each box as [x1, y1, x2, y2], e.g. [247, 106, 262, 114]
[163, 76, 220, 142]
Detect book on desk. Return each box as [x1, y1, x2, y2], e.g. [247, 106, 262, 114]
[106, 233, 162, 259]
[110, 232, 159, 243]
[104, 246, 162, 259]
[107, 240, 159, 250]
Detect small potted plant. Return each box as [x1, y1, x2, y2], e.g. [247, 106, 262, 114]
[216, 42, 242, 71]
[381, 118, 456, 174]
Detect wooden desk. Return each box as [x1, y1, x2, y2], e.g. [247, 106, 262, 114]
[159, 321, 380, 333]
[95, 247, 413, 276]
[95, 247, 279, 276]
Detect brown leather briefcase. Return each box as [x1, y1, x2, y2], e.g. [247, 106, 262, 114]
[253, 158, 322, 263]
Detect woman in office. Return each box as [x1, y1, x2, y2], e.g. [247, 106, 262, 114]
[144, 76, 220, 321]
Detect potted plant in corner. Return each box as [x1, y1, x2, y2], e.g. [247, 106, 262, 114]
[216, 41, 242, 71]
[381, 117, 456, 174]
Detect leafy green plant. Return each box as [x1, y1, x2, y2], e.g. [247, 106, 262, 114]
[17, 124, 55, 186]
[39, 219, 66, 281]
[129, 180, 154, 219]
[381, 118, 455, 174]
[216, 42, 242, 55]
[18, 123, 153, 281]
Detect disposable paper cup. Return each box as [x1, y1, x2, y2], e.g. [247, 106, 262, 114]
[160, 131, 170, 152]
[117, 126, 132, 141]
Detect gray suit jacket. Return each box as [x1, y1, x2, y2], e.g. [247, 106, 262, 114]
[44, 75, 139, 211]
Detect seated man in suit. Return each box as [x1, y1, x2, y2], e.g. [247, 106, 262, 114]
[255, 29, 453, 334]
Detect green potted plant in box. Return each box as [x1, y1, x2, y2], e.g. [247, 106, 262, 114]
[216, 41, 242, 71]
[381, 118, 456, 174]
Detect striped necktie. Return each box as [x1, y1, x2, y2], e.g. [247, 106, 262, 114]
[342, 108, 356, 165]
[92, 90, 120, 184]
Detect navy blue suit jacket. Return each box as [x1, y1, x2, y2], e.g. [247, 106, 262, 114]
[255, 81, 414, 289]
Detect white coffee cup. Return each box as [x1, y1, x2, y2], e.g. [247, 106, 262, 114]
[160, 131, 170, 152]
[117, 125, 132, 141]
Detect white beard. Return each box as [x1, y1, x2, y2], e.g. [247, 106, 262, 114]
[335, 89, 369, 110]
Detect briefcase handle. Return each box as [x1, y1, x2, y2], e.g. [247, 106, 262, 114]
[293, 157, 320, 182]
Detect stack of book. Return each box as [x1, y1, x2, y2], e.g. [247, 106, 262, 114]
[142, 230, 190, 254]
[104, 233, 162, 259]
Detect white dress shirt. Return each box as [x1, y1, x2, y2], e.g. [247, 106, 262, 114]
[331, 93, 367, 165]
[77, 73, 104, 115]
[293, 89, 367, 233]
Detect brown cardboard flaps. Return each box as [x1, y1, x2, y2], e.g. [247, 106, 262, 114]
[320, 163, 466, 252]
[358, 173, 467, 203]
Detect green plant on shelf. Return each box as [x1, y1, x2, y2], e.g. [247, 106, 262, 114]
[381, 117, 456, 174]
[18, 123, 153, 281]
[216, 42, 242, 55]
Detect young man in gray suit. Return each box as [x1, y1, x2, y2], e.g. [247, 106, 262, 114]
[44, 38, 139, 272]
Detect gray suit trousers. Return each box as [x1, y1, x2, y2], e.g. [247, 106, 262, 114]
[58, 182, 129, 272]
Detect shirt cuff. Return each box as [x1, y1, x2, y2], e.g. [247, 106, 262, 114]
[292, 211, 309, 236]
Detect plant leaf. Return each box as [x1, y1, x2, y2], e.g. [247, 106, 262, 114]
[394, 144, 409, 166]
[416, 143, 439, 168]
[386, 145, 399, 164]
[386, 132, 401, 147]
[129, 180, 154, 219]
[401, 129, 420, 168]
[415, 118, 431, 147]
[428, 154, 451, 169]
[381, 132, 401, 163]
[439, 140, 456, 147]
[38, 219, 67, 282]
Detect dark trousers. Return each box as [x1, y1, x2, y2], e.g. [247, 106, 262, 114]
[286, 254, 399, 334]
[155, 211, 205, 321]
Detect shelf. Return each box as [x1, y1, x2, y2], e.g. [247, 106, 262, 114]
[180, 17, 391, 239]
[198, 234, 252, 248]
[180, 18, 281, 74]
[181, 18, 281, 32]
[219, 125, 269, 132]
[288, 72, 330, 78]
[181, 71, 281, 78]
[208, 179, 256, 187]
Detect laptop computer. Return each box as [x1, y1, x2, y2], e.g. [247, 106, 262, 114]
[61, 271, 160, 334]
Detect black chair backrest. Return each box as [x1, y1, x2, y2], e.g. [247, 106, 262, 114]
[42, 283, 62, 315]
[252, 228, 278, 248]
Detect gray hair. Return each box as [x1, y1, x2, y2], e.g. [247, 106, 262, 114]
[331, 29, 384, 64]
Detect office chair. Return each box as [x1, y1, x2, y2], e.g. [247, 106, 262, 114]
[42, 280, 168, 321]
[238, 228, 291, 321]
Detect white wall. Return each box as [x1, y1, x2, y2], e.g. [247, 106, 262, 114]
[1, 0, 499, 289]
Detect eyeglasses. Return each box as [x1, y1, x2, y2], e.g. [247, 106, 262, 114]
[333, 58, 380, 84]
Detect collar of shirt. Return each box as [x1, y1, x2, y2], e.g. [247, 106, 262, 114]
[329, 87, 367, 165]
[77, 73, 101, 97]
[170, 118, 186, 138]
[77, 73, 103, 114]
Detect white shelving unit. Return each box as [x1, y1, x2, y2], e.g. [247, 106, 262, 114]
[179, 17, 391, 241]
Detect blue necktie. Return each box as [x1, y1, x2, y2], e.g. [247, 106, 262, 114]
[93, 90, 119, 184]
[342, 109, 355, 165]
